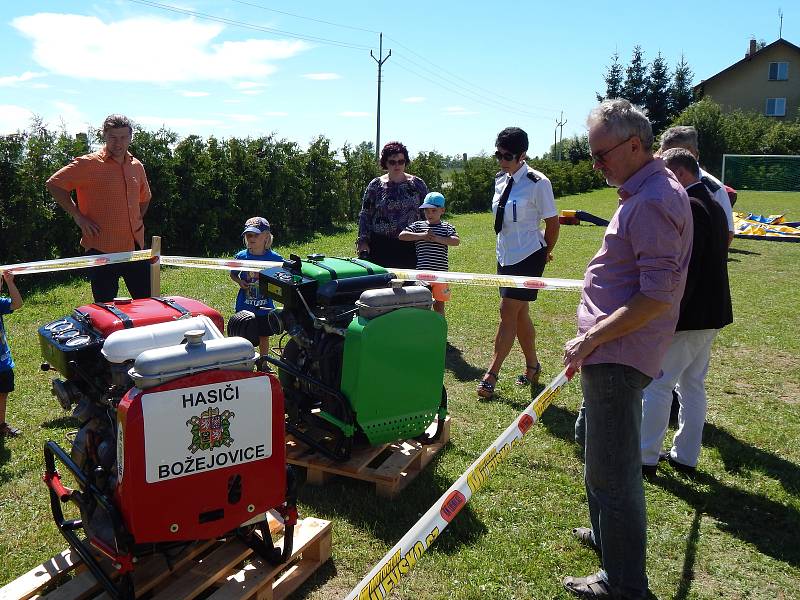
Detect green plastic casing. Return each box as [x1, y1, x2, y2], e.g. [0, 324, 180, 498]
[299, 257, 387, 282]
[341, 308, 447, 445]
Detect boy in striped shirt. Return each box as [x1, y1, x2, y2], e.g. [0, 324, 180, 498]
[399, 192, 460, 317]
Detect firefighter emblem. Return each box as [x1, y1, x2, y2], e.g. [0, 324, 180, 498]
[187, 407, 235, 453]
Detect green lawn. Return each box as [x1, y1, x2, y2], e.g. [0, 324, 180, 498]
[1, 188, 798, 599]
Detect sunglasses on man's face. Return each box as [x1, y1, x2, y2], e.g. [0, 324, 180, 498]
[387, 158, 406, 166]
[494, 150, 515, 162]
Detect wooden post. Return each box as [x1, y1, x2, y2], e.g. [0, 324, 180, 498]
[150, 236, 161, 297]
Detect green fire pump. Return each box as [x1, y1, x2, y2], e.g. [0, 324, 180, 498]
[231, 254, 448, 461]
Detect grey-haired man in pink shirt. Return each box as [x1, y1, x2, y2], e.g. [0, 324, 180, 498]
[561, 99, 692, 600]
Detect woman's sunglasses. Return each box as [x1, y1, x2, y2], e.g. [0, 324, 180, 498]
[494, 151, 516, 162]
[387, 158, 407, 166]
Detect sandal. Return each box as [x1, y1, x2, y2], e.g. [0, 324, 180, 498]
[0, 422, 21, 438]
[477, 371, 499, 398]
[514, 362, 541, 386]
[572, 527, 599, 552]
[563, 573, 612, 598]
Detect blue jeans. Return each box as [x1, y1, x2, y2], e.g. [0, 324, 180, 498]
[575, 363, 652, 600]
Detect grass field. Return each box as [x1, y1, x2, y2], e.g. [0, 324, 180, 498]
[1, 188, 798, 599]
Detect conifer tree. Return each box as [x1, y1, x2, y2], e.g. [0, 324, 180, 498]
[646, 52, 672, 135]
[596, 51, 624, 102]
[670, 54, 695, 117]
[622, 46, 648, 107]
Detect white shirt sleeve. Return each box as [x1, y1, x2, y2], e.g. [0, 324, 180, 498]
[712, 185, 734, 232]
[537, 177, 558, 220]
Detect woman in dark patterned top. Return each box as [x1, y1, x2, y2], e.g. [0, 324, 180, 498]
[356, 141, 429, 268]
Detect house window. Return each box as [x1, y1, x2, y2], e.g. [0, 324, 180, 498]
[768, 62, 789, 80]
[765, 98, 786, 116]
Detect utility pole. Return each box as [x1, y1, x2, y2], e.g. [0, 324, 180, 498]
[779, 8, 784, 38]
[370, 33, 391, 161]
[555, 111, 567, 161]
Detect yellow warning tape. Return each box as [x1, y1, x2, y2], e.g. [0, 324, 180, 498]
[345, 368, 575, 600]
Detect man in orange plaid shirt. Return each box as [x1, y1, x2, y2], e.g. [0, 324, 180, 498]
[47, 114, 152, 301]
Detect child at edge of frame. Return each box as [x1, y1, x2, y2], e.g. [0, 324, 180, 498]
[398, 191, 460, 318]
[0, 270, 24, 440]
[229, 217, 283, 367]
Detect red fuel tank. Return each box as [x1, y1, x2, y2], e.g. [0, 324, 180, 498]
[76, 297, 224, 337]
[115, 370, 286, 543]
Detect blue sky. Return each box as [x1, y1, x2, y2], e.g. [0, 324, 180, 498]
[1, 1, 796, 157]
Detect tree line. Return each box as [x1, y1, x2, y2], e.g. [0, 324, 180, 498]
[0, 120, 605, 265]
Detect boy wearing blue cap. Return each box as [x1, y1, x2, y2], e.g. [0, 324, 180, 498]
[399, 192, 460, 317]
[229, 217, 283, 360]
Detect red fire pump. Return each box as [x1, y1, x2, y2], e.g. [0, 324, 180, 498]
[38, 297, 296, 600]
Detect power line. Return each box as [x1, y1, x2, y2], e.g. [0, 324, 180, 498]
[389, 58, 554, 121]
[391, 54, 555, 120]
[227, 0, 379, 34]
[386, 35, 560, 114]
[125, 0, 373, 50]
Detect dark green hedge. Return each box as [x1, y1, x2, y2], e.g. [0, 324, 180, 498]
[0, 123, 605, 264]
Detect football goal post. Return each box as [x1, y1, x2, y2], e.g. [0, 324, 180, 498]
[721, 154, 800, 191]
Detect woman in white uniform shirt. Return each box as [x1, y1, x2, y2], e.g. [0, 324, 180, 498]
[477, 127, 560, 398]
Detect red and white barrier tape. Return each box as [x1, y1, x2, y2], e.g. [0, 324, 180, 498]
[344, 367, 575, 600]
[0, 250, 153, 276]
[1, 252, 583, 291]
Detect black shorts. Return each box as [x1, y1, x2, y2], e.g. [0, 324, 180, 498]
[497, 246, 548, 301]
[0, 369, 14, 394]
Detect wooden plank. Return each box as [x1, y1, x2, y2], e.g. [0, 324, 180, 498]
[0, 548, 81, 600]
[207, 518, 332, 600]
[4, 518, 330, 600]
[289, 417, 450, 497]
[150, 540, 253, 600]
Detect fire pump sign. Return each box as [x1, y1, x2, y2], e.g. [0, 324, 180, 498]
[141, 377, 272, 483]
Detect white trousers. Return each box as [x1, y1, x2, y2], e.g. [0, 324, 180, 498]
[641, 329, 718, 467]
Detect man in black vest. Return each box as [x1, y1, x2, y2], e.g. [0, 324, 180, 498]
[641, 148, 733, 477]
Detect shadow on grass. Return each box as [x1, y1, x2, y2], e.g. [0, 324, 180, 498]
[727, 247, 760, 256]
[296, 446, 486, 553]
[654, 469, 800, 567]
[40, 415, 81, 429]
[674, 509, 701, 600]
[0, 442, 10, 469]
[444, 343, 483, 382]
[703, 423, 799, 496]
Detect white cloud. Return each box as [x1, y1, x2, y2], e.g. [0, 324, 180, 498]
[303, 73, 341, 80]
[0, 71, 46, 86]
[0, 105, 34, 134]
[12, 13, 309, 83]
[339, 111, 370, 117]
[444, 106, 477, 116]
[402, 96, 426, 103]
[50, 101, 90, 131]
[181, 90, 210, 97]
[265, 111, 288, 117]
[237, 81, 267, 89]
[241, 90, 264, 96]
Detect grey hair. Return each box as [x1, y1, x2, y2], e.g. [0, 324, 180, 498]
[587, 98, 654, 149]
[102, 114, 133, 135]
[661, 147, 700, 177]
[660, 125, 698, 154]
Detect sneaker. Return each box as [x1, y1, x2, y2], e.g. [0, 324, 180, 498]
[0, 422, 22, 437]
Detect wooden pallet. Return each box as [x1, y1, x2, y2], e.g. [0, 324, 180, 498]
[286, 416, 450, 498]
[0, 516, 331, 600]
